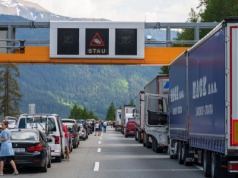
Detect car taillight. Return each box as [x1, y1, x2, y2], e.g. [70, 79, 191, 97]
[27, 143, 43, 152]
[54, 136, 60, 144]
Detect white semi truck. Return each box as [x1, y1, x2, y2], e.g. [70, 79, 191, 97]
[143, 75, 169, 153]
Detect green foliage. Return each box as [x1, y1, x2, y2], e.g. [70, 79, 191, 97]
[160, 66, 169, 74]
[0, 64, 22, 116]
[69, 104, 96, 120]
[200, 0, 238, 22]
[177, 0, 238, 43]
[105, 102, 116, 121]
[129, 99, 135, 106]
[18, 65, 159, 118]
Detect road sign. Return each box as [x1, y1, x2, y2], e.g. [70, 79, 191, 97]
[86, 29, 109, 55]
[115, 29, 137, 55]
[50, 22, 144, 59]
[57, 28, 79, 55]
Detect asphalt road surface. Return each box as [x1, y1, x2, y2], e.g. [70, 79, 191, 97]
[1, 127, 236, 178]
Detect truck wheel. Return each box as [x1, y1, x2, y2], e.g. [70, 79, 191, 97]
[152, 138, 155, 152]
[143, 133, 147, 147]
[183, 144, 192, 166]
[178, 142, 184, 164]
[203, 150, 211, 177]
[211, 152, 220, 178]
[135, 130, 138, 141]
[146, 135, 151, 149]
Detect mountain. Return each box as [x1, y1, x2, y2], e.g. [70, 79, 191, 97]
[0, 0, 108, 21]
[0, 1, 176, 118]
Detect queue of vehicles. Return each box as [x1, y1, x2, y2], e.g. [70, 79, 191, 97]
[0, 114, 94, 173]
[117, 17, 238, 178]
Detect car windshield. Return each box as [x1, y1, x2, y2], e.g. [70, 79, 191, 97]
[19, 116, 56, 132]
[64, 123, 73, 128]
[128, 118, 135, 121]
[11, 131, 38, 141]
[8, 120, 16, 125]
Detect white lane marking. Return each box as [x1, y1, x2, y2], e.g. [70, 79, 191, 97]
[98, 141, 101, 144]
[94, 162, 100, 171]
[195, 166, 203, 171]
[97, 148, 101, 152]
[104, 168, 201, 172]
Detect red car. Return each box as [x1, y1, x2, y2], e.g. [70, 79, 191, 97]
[125, 121, 135, 138]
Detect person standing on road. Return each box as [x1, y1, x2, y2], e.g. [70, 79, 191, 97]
[62, 123, 70, 160]
[99, 121, 102, 136]
[103, 121, 107, 133]
[94, 122, 99, 136]
[0, 120, 18, 175]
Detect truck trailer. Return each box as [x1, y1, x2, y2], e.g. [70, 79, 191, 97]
[134, 91, 145, 143]
[143, 75, 169, 153]
[169, 17, 238, 178]
[114, 108, 122, 131]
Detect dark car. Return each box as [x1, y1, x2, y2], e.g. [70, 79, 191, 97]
[8, 129, 51, 172]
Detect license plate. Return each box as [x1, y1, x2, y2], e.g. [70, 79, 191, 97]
[13, 148, 25, 152]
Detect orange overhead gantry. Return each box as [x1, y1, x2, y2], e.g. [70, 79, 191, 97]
[0, 46, 187, 65]
[0, 21, 219, 65]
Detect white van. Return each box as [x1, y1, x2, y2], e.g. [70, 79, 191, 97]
[17, 114, 65, 162]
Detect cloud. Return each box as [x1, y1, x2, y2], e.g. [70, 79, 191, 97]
[27, 0, 200, 22]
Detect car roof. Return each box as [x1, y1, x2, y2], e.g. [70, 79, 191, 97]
[62, 118, 76, 121]
[11, 128, 41, 133]
[19, 114, 59, 117]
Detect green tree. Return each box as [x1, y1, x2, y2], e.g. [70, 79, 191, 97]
[160, 66, 169, 74]
[82, 107, 88, 119]
[177, 0, 238, 43]
[106, 102, 116, 121]
[0, 64, 22, 116]
[88, 110, 95, 119]
[129, 99, 135, 106]
[69, 104, 84, 119]
[199, 0, 238, 22]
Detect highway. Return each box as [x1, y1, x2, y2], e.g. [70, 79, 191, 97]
[2, 127, 235, 178]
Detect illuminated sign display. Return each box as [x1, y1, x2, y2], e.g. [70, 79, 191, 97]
[50, 22, 144, 59]
[86, 29, 109, 55]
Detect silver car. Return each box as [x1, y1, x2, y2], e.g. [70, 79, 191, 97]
[78, 123, 87, 140]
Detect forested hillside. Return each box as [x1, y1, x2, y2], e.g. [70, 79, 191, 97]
[0, 15, 168, 118]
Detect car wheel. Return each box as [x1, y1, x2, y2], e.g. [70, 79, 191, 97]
[125, 134, 128, 138]
[55, 156, 62, 162]
[41, 161, 47, 173]
[47, 156, 51, 168]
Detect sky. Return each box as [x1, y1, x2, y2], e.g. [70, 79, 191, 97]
[28, 0, 200, 22]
